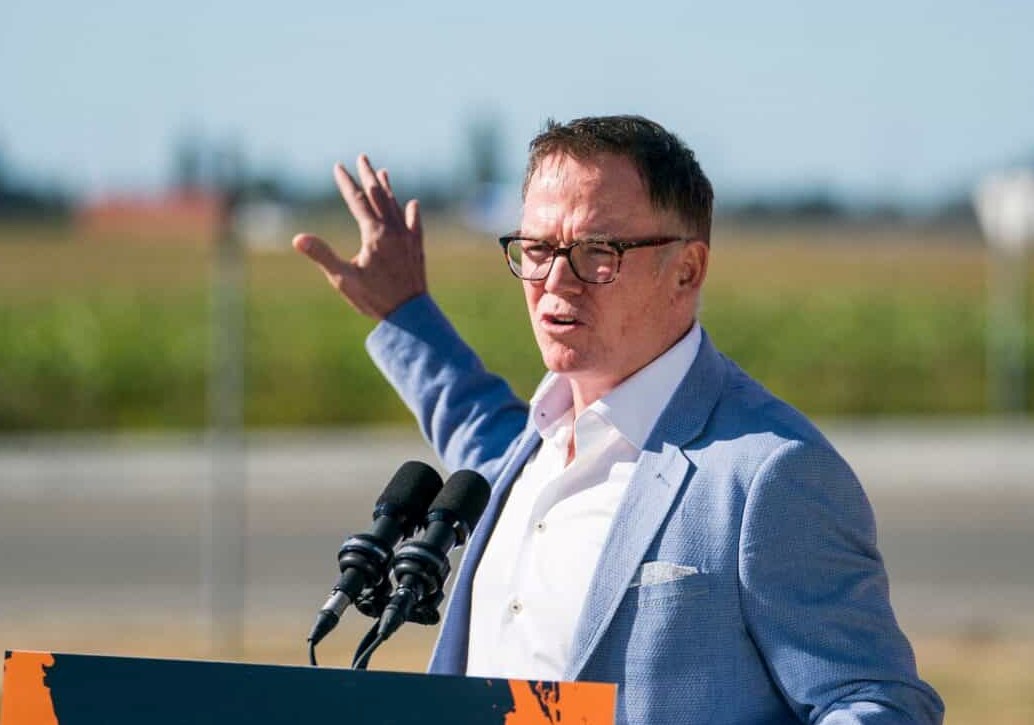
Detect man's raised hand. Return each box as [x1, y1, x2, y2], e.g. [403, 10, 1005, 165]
[292, 154, 427, 319]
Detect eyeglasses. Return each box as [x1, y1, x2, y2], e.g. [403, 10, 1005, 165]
[499, 235, 691, 284]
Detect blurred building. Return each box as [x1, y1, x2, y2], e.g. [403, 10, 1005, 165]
[75, 190, 222, 243]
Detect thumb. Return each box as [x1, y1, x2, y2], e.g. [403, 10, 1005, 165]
[292, 232, 360, 294]
[292, 233, 344, 273]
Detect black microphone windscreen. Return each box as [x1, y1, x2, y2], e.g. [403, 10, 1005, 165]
[376, 461, 443, 523]
[431, 470, 491, 530]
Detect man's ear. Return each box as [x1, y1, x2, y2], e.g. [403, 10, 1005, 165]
[677, 240, 709, 290]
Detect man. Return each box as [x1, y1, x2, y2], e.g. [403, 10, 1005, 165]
[293, 116, 944, 724]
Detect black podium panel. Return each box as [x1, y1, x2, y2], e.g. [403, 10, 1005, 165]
[2, 650, 615, 724]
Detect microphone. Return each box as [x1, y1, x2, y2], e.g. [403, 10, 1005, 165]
[375, 469, 491, 642]
[307, 461, 443, 647]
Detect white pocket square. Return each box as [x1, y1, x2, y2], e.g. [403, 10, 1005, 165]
[629, 561, 699, 588]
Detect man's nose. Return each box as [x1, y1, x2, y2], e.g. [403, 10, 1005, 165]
[543, 252, 583, 293]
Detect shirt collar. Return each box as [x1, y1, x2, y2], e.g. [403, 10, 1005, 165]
[528, 322, 702, 450]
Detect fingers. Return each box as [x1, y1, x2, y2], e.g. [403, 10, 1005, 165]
[333, 163, 376, 222]
[355, 156, 385, 215]
[377, 168, 396, 204]
[405, 199, 422, 238]
[335, 156, 405, 231]
[358, 156, 405, 227]
[375, 166, 405, 227]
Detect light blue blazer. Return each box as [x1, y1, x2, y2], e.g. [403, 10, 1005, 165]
[367, 295, 944, 725]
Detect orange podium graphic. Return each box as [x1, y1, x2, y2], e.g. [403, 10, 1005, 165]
[1, 652, 58, 725]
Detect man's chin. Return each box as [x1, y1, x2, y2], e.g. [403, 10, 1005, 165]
[542, 352, 587, 377]
[537, 336, 603, 376]
[542, 350, 602, 382]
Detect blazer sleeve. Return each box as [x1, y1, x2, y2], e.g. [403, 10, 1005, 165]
[738, 439, 945, 724]
[365, 293, 531, 479]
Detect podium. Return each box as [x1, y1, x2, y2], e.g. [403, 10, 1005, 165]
[2, 650, 615, 724]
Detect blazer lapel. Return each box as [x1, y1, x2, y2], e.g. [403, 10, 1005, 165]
[564, 329, 727, 680]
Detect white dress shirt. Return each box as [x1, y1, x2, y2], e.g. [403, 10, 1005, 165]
[465, 323, 702, 680]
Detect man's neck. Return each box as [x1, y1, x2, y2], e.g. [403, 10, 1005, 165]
[563, 320, 701, 454]
[567, 348, 687, 419]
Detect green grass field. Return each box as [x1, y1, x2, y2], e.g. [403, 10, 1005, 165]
[1, 217, 1032, 430]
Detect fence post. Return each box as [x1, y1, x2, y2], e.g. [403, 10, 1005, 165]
[974, 170, 1034, 415]
[204, 176, 247, 657]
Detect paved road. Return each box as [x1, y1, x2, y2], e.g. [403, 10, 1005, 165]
[1, 422, 1031, 662]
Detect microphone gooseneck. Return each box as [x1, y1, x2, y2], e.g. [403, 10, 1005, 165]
[307, 461, 443, 648]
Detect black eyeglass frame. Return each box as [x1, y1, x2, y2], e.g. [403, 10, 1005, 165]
[498, 235, 693, 284]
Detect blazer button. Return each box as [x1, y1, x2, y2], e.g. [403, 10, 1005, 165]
[508, 599, 523, 615]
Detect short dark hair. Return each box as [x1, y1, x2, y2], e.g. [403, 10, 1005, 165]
[523, 115, 713, 243]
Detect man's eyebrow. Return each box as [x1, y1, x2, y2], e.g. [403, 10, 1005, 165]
[511, 232, 621, 243]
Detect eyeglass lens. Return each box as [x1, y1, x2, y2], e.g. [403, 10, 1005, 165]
[506, 241, 619, 284]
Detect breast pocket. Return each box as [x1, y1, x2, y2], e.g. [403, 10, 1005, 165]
[634, 568, 710, 607]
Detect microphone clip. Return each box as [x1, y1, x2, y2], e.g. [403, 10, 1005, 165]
[332, 532, 394, 592]
[354, 579, 444, 625]
[391, 539, 451, 600]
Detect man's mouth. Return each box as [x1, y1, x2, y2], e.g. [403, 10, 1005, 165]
[542, 313, 581, 328]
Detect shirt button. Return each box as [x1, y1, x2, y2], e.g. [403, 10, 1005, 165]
[534, 521, 547, 533]
[508, 599, 523, 615]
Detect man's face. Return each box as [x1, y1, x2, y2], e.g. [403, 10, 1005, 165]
[519, 152, 706, 409]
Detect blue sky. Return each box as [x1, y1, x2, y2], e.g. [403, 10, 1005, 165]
[1, 0, 1031, 205]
